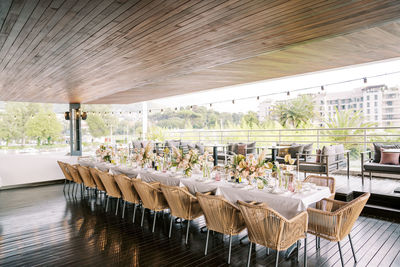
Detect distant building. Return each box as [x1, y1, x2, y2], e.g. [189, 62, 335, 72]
[257, 84, 400, 126]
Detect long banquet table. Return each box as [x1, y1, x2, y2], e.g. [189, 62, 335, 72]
[79, 159, 331, 219]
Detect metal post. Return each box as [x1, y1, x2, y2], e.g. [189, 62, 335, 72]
[69, 103, 82, 156]
[363, 129, 367, 151]
[317, 129, 320, 149]
[213, 146, 218, 166]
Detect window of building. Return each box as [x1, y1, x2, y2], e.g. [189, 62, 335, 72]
[375, 95, 378, 100]
[375, 115, 378, 121]
[367, 109, 370, 114]
[367, 96, 370, 101]
[387, 101, 393, 106]
[367, 102, 370, 107]
[375, 102, 378, 107]
[359, 103, 363, 108]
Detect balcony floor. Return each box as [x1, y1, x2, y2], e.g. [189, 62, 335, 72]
[0, 184, 399, 267]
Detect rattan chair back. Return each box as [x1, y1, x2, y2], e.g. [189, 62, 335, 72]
[307, 192, 370, 241]
[305, 175, 335, 197]
[114, 174, 140, 204]
[88, 167, 106, 191]
[77, 165, 96, 188]
[132, 179, 168, 211]
[160, 184, 202, 220]
[238, 200, 308, 251]
[65, 163, 83, 184]
[57, 161, 73, 182]
[98, 170, 121, 198]
[196, 192, 245, 236]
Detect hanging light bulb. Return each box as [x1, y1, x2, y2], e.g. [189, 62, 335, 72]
[149, 109, 152, 113]
[129, 111, 132, 114]
[321, 85, 325, 91]
[175, 107, 178, 111]
[232, 100, 235, 104]
[161, 109, 164, 113]
[287, 91, 290, 96]
[209, 103, 212, 107]
[363, 77, 368, 84]
[139, 110, 142, 114]
[257, 96, 260, 100]
[190, 105, 193, 110]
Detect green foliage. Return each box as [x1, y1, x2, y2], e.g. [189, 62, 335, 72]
[241, 111, 259, 129]
[26, 107, 63, 145]
[272, 95, 316, 128]
[83, 105, 118, 138]
[323, 108, 376, 157]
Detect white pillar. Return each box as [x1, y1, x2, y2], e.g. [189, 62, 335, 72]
[142, 102, 148, 140]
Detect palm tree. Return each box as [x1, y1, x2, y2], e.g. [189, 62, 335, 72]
[272, 95, 316, 128]
[324, 108, 376, 157]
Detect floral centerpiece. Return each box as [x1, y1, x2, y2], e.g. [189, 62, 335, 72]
[198, 151, 213, 179]
[137, 142, 155, 168]
[96, 144, 115, 163]
[227, 154, 246, 182]
[171, 146, 199, 177]
[239, 149, 269, 185]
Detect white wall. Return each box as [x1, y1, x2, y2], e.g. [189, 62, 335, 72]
[0, 152, 78, 188]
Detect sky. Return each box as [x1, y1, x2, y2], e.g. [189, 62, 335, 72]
[147, 58, 400, 113]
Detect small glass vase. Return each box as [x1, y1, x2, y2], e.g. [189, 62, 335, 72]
[257, 179, 264, 190]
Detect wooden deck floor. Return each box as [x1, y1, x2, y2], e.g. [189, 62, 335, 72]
[0, 184, 399, 267]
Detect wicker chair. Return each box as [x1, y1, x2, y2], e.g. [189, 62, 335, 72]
[65, 163, 84, 196]
[237, 200, 308, 267]
[57, 161, 74, 193]
[98, 170, 122, 215]
[114, 174, 141, 222]
[304, 175, 335, 198]
[132, 179, 169, 232]
[77, 165, 97, 193]
[307, 192, 370, 267]
[88, 167, 106, 192]
[196, 192, 246, 264]
[160, 184, 203, 244]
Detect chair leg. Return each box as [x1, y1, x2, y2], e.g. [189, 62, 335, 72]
[141, 207, 145, 227]
[228, 234, 232, 264]
[267, 247, 270, 256]
[152, 211, 157, 232]
[67, 180, 71, 193]
[115, 198, 120, 216]
[297, 240, 300, 262]
[247, 242, 252, 267]
[122, 200, 126, 218]
[169, 216, 173, 238]
[275, 250, 279, 267]
[304, 233, 307, 267]
[205, 229, 210, 255]
[133, 204, 137, 223]
[349, 234, 357, 263]
[338, 241, 344, 267]
[63, 179, 67, 192]
[105, 196, 109, 212]
[369, 171, 372, 181]
[185, 220, 190, 244]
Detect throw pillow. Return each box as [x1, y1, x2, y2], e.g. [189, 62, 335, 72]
[302, 143, 313, 158]
[373, 143, 400, 163]
[237, 143, 247, 155]
[316, 149, 322, 163]
[278, 143, 291, 157]
[246, 142, 256, 154]
[195, 143, 205, 154]
[380, 148, 400, 165]
[289, 145, 304, 159]
[322, 146, 336, 164]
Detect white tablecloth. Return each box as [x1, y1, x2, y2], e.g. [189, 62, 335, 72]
[79, 159, 331, 219]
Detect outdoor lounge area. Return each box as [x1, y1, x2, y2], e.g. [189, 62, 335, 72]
[2, 1, 400, 267]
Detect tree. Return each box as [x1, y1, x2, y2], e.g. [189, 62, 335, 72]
[272, 95, 316, 128]
[0, 102, 41, 145]
[26, 108, 63, 145]
[324, 108, 376, 157]
[241, 111, 260, 129]
[83, 105, 117, 138]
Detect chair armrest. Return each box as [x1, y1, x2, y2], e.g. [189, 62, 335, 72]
[288, 210, 308, 226]
[307, 207, 340, 238]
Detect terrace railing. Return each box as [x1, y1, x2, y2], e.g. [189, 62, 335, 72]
[160, 126, 400, 151]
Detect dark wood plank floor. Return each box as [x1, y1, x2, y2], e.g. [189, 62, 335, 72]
[0, 184, 399, 267]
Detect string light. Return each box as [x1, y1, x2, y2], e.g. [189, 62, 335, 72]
[257, 96, 260, 100]
[287, 91, 290, 96]
[363, 77, 368, 84]
[209, 103, 212, 107]
[161, 109, 164, 113]
[175, 107, 178, 111]
[232, 100, 235, 104]
[149, 109, 151, 113]
[321, 86, 325, 91]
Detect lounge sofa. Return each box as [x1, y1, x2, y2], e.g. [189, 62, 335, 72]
[296, 144, 350, 178]
[266, 143, 313, 164]
[216, 142, 257, 161]
[361, 142, 400, 184]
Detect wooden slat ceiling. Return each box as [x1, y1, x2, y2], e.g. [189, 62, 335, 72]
[1, 0, 400, 104]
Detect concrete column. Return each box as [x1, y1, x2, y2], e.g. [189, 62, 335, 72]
[69, 103, 82, 156]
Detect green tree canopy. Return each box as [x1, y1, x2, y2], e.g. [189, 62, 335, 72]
[272, 95, 316, 128]
[26, 107, 63, 145]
